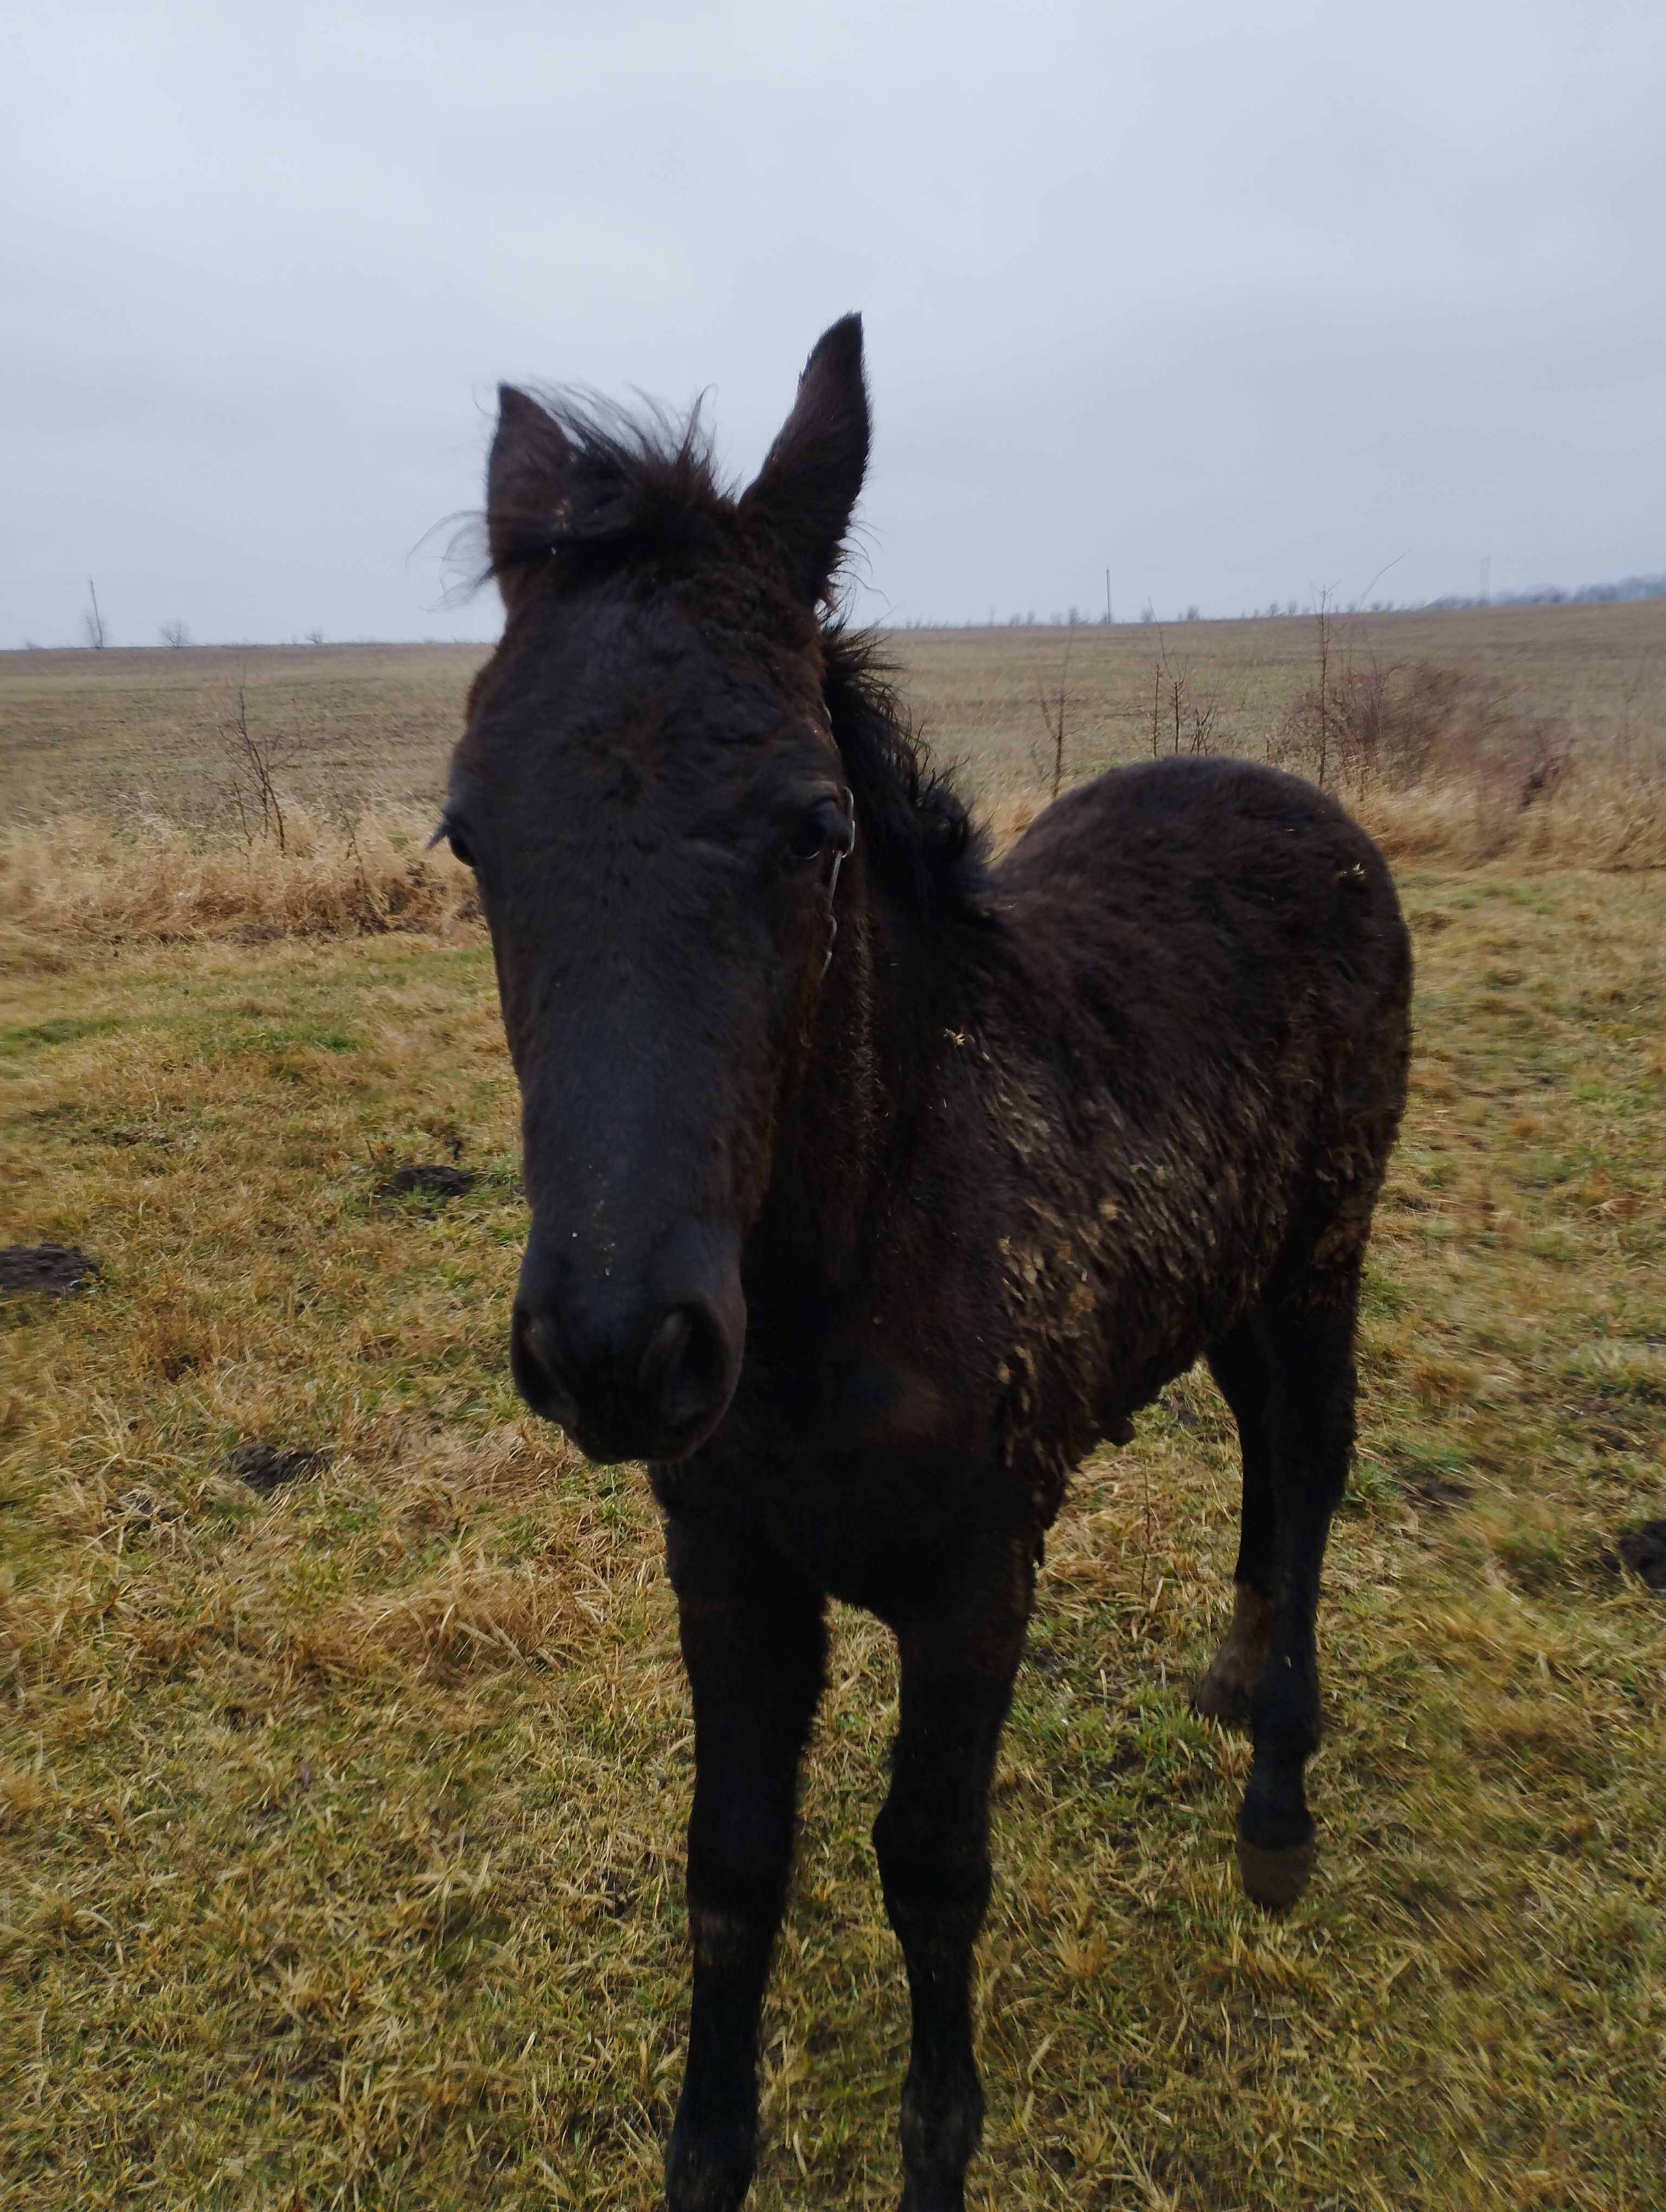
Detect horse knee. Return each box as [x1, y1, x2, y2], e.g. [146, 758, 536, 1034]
[874, 1804, 990, 1942]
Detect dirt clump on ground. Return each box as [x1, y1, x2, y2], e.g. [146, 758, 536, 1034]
[0, 1243, 99, 1297]
[376, 1163, 477, 1201]
[229, 1441, 329, 1495]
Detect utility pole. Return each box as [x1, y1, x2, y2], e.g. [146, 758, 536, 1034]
[1479, 555, 1490, 605]
[1104, 568, 1113, 623]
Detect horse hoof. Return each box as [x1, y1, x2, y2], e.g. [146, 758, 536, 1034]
[1193, 1664, 1255, 1732]
[1236, 1834, 1316, 1913]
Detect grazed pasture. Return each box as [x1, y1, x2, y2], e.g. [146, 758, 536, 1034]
[2, 620, 1664, 2209]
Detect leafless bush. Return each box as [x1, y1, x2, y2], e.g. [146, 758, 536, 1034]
[1147, 631, 1222, 757]
[159, 619, 190, 650]
[1269, 601, 1568, 808]
[1246, 598, 1666, 863]
[219, 670, 292, 854]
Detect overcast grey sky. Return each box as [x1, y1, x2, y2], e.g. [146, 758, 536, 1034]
[4, 0, 1663, 646]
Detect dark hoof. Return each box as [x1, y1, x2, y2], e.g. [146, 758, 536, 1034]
[665, 2115, 756, 2212]
[1236, 1833, 1317, 1912]
[1193, 1663, 1255, 1732]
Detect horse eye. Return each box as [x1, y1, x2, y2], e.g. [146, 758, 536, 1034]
[788, 808, 831, 861]
[787, 796, 851, 864]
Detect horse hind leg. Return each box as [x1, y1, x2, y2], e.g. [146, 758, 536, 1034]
[1194, 1321, 1278, 1732]
[1233, 1266, 1362, 1913]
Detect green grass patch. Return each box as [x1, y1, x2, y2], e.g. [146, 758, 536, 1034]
[0, 1014, 123, 1052]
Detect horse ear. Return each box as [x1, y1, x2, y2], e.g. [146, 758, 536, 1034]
[741, 314, 869, 606]
[486, 385, 573, 608]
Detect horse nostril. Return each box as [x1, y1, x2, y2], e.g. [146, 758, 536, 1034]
[637, 1302, 728, 1434]
[511, 1306, 568, 1415]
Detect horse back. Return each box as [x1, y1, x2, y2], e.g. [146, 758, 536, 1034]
[998, 756, 1409, 1126]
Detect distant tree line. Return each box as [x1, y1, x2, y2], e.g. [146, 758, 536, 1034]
[893, 569, 1665, 631]
[1422, 574, 1666, 612]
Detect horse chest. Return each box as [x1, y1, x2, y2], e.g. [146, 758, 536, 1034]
[662, 1342, 1015, 1603]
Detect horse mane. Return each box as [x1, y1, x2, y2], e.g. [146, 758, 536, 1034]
[818, 623, 995, 923]
[483, 391, 996, 922]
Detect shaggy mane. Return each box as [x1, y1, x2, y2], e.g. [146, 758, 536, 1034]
[819, 625, 995, 923]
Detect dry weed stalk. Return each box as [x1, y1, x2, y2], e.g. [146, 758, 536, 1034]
[1035, 641, 1072, 799]
[1270, 601, 1570, 805]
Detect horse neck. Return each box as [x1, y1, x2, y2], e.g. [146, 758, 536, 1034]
[749, 847, 985, 1306]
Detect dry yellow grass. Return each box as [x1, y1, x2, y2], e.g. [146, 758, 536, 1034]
[0, 803, 479, 948]
[3, 863, 1664, 2208]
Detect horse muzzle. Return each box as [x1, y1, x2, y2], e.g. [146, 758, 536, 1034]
[510, 1225, 744, 1463]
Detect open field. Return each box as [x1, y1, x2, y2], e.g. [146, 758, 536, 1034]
[4, 597, 1665, 825]
[3, 604, 1663, 949]
[3, 621, 1665, 2207]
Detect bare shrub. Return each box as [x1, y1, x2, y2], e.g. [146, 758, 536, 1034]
[1244, 594, 1666, 861]
[159, 619, 190, 650]
[219, 669, 292, 853]
[1146, 631, 1222, 757]
[1270, 640, 1569, 809]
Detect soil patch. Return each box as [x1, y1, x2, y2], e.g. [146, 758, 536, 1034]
[1614, 1520, 1666, 1592]
[0, 1244, 99, 1297]
[229, 1442, 328, 1496]
[376, 1163, 477, 1201]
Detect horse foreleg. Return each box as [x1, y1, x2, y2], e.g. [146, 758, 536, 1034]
[875, 1552, 1031, 2212]
[664, 1520, 826, 2212]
